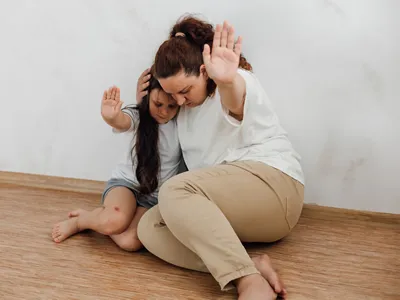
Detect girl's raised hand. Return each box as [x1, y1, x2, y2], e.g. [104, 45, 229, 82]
[101, 86, 123, 123]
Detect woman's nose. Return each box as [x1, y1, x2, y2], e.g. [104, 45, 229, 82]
[174, 94, 186, 106]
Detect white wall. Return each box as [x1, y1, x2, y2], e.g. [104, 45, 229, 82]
[1, 0, 399, 214]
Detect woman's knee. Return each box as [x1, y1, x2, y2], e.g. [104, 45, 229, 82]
[158, 171, 197, 209]
[158, 175, 209, 233]
[158, 176, 191, 222]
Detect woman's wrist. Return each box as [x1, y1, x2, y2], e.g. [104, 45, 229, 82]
[216, 73, 240, 91]
[217, 73, 246, 117]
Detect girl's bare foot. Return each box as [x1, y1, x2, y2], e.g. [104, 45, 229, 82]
[252, 254, 287, 299]
[237, 274, 277, 300]
[52, 217, 80, 243]
[68, 208, 87, 218]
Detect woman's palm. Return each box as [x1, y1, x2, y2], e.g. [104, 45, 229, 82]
[203, 21, 242, 85]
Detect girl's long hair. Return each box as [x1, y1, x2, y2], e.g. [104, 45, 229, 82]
[122, 77, 161, 194]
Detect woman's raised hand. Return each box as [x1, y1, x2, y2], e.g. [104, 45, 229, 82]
[202, 21, 242, 86]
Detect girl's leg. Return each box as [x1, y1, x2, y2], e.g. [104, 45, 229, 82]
[52, 186, 136, 243]
[110, 206, 148, 251]
[138, 161, 303, 298]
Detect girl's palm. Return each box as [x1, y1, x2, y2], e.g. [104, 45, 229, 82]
[101, 86, 123, 122]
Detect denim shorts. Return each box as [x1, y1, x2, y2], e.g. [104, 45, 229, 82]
[101, 178, 158, 209]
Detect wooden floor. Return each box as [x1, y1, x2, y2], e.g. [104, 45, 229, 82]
[0, 172, 399, 300]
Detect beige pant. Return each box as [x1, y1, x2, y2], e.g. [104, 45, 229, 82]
[137, 160, 304, 290]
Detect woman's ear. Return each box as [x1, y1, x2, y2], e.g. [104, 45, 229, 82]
[200, 64, 208, 79]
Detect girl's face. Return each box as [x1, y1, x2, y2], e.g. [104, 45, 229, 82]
[149, 88, 179, 124]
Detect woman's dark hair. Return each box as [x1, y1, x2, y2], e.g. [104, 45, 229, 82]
[123, 75, 161, 195]
[154, 15, 252, 97]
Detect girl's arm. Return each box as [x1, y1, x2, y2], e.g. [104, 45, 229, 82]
[202, 21, 246, 119]
[101, 86, 131, 132]
[101, 68, 151, 132]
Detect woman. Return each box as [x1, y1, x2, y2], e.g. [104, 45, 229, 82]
[137, 16, 304, 300]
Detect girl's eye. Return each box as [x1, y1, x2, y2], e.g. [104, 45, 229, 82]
[156, 103, 162, 107]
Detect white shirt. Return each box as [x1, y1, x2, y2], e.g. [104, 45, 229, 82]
[111, 109, 182, 196]
[177, 69, 304, 185]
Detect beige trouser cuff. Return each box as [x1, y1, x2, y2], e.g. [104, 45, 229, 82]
[219, 266, 260, 291]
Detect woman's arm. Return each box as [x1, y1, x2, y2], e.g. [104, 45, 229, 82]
[217, 73, 246, 119]
[203, 21, 246, 119]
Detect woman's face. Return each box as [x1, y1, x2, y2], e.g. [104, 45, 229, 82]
[158, 66, 209, 107]
[149, 88, 179, 124]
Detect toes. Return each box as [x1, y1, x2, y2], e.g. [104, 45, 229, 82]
[270, 274, 282, 292]
[281, 287, 287, 298]
[268, 273, 283, 294]
[51, 218, 80, 243]
[271, 276, 287, 298]
[53, 231, 64, 243]
[51, 223, 64, 242]
[53, 232, 62, 241]
[52, 225, 59, 237]
[53, 233, 60, 242]
[253, 255, 285, 295]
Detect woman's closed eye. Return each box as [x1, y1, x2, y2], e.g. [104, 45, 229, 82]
[179, 87, 191, 94]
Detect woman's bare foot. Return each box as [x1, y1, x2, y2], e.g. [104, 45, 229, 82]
[68, 208, 87, 218]
[252, 254, 287, 299]
[236, 274, 277, 300]
[52, 217, 80, 243]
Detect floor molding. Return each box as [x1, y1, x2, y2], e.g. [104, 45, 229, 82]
[0, 171, 398, 222]
[0, 171, 105, 195]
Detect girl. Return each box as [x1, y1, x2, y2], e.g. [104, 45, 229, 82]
[52, 70, 181, 252]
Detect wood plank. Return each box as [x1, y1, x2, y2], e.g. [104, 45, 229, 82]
[0, 172, 399, 299]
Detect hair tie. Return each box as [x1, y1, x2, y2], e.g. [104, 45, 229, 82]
[175, 32, 186, 37]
